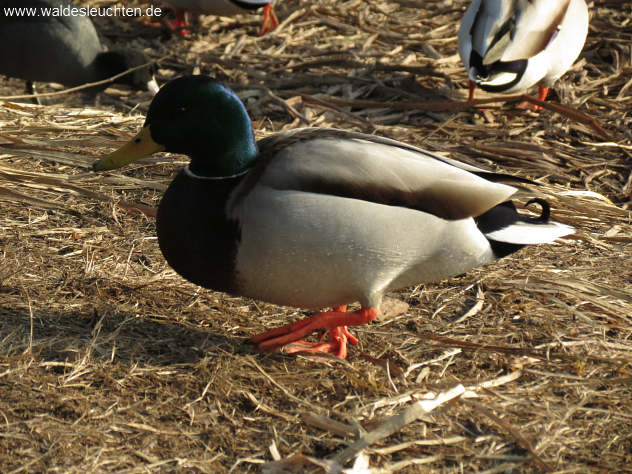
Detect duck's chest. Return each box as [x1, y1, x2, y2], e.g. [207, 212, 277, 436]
[156, 171, 241, 293]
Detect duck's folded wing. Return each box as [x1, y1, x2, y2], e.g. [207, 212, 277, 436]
[501, 0, 570, 62]
[475, 0, 571, 64]
[253, 134, 519, 221]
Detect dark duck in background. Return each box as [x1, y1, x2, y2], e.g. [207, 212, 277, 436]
[0, 0, 158, 102]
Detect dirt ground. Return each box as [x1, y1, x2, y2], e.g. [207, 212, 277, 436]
[1, 0, 631, 472]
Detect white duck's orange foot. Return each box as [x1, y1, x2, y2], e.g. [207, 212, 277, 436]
[251, 307, 378, 359]
[517, 86, 550, 111]
[258, 3, 279, 35]
[468, 79, 476, 101]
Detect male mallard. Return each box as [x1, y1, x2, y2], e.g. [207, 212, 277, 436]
[0, 0, 158, 101]
[458, 0, 589, 103]
[162, 0, 278, 36]
[93, 75, 573, 359]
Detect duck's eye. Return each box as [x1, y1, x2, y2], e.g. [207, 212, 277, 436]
[134, 137, 141, 144]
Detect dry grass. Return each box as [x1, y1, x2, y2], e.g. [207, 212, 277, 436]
[1, 0, 631, 472]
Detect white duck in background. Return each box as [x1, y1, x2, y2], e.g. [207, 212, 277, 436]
[458, 0, 589, 104]
[163, 0, 278, 36]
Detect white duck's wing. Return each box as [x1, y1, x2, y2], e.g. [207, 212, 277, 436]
[468, 0, 570, 63]
[468, 0, 512, 62]
[242, 128, 521, 221]
[496, 0, 571, 63]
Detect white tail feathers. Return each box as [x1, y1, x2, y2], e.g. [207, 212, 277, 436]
[484, 221, 574, 244]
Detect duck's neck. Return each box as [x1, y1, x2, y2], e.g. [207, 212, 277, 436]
[187, 128, 258, 178]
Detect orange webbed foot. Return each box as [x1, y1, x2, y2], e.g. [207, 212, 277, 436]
[251, 306, 377, 359]
[282, 326, 355, 359]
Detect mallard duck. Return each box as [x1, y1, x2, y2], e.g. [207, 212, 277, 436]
[162, 0, 278, 36]
[0, 0, 158, 101]
[92, 75, 573, 359]
[458, 0, 589, 103]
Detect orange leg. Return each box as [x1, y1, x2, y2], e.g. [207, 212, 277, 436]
[518, 85, 550, 111]
[259, 3, 279, 36]
[468, 80, 476, 101]
[250, 306, 378, 359]
[165, 9, 191, 36]
[312, 305, 358, 346]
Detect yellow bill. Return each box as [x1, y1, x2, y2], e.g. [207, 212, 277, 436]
[92, 126, 165, 171]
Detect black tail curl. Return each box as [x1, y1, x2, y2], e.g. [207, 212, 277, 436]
[475, 197, 555, 259]
[524, 198, 550, 222]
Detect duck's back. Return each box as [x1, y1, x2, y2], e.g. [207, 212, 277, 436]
[0, 0, 102, 86]
[228, 136, 506, 309]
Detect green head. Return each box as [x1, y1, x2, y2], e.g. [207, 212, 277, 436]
[93, 76, 258, 177]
